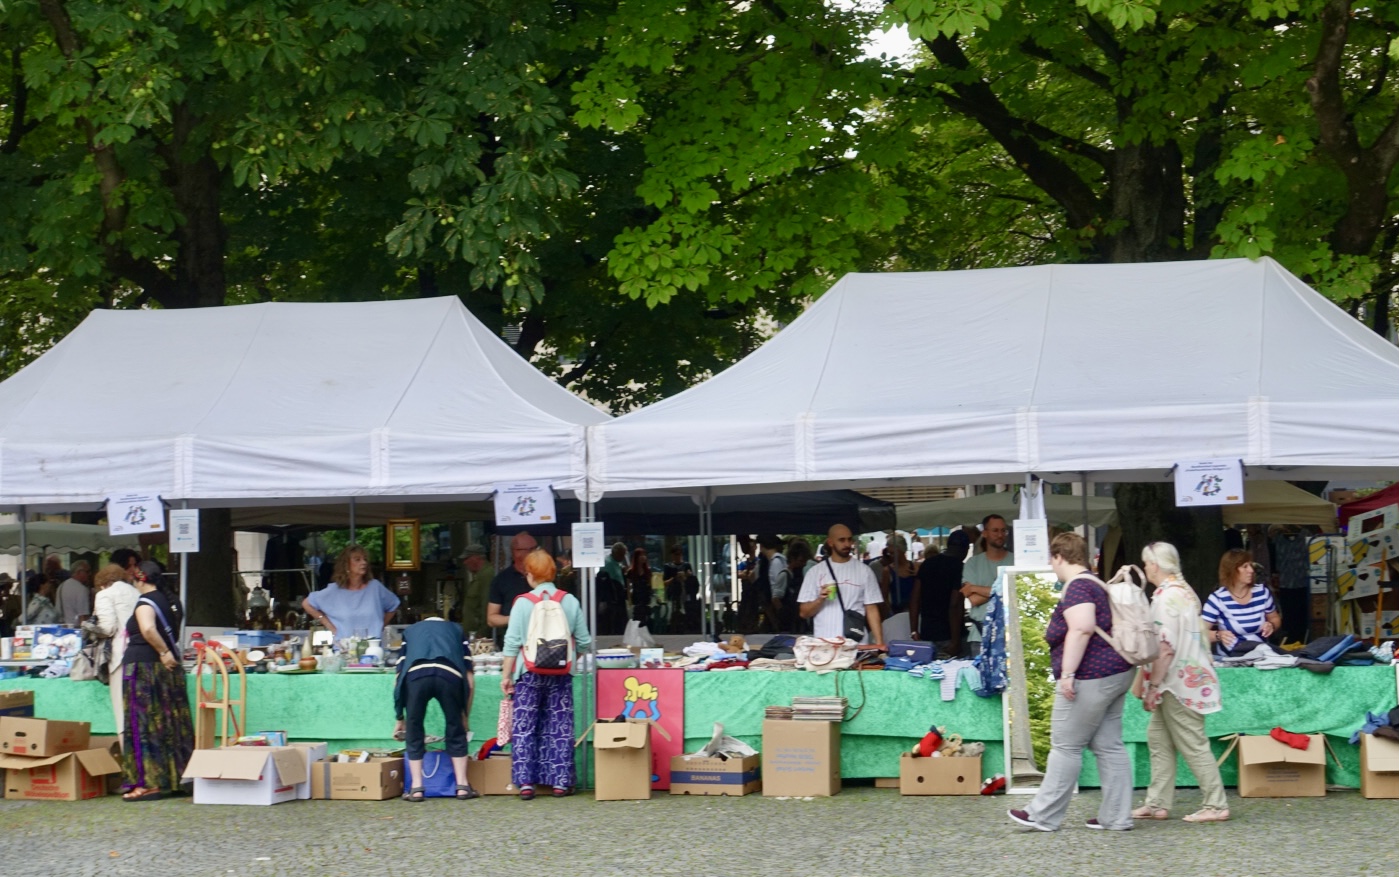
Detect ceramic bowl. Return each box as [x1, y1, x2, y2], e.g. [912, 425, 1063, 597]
[596, 649, 638, 669]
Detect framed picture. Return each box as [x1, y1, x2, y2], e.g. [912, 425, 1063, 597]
[385, 519, 421, 571]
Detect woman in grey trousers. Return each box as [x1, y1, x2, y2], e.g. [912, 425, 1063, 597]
[1008, 532, 1136, 832]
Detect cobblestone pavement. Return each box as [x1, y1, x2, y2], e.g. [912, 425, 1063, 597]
[1, 786, 1393, 877]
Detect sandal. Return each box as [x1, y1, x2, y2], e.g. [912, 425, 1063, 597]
[403, 787, 425, 802]
[519, 784, 536, 801]
[122, 787, 168, 802]
[551, 786, 574, 798]
[456, 783, 480, 800]
[1182, 808, 1230, 823]
[1131, 805, 1168, 820]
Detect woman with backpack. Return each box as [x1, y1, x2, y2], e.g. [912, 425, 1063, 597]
[1132, 541, 1229, 823]
[501, 549, 593, 800]
[1007, 532, 1134, 833]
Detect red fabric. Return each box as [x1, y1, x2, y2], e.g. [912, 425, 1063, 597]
[1270, 727, 1311, 750]
[1339, 483, 1399, 527]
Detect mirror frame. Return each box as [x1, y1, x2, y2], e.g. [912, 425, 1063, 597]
[385, 518, 421, 571]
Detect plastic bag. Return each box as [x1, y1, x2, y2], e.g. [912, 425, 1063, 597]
[623, 620, 656, 648]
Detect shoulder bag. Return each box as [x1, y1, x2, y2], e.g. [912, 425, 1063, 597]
[826, 559, 869, 642]
[793, 635, 858, 673]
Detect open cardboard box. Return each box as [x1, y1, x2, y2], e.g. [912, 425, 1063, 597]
[0, 746, 122, 801]
[1235, 734, 1326, 797]
[0, 690, 34, 719]
[899, 752, 981, 795]
[588, 718, 669, 801]
[182, 746, 308, 805]
[466, 754, 515, 795]
[669, 753, 760, 796]
[310, 756, 403, 800]
[1360, 733, 1399, 799]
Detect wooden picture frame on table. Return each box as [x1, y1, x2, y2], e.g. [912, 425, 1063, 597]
[385, 519, 421, 571]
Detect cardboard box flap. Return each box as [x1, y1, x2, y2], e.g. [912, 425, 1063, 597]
[183, 747, 307, 782]
[72, 747, 123, 776]
[594, 722, 651, 750]
[1363, 734, 1399, 772]
[0, 751, 71, 770]
[1238, 735, 1327, 766]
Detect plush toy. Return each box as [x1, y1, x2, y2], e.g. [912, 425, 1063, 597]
[937, 733, 963, 757]
[911, 725, 945, 758]
[475, 738, 504, 761]
[980, 774, 1006, 795]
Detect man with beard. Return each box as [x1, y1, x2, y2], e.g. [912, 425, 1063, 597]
[797, 524, 884, 644]
[961, 514, 1015, 657]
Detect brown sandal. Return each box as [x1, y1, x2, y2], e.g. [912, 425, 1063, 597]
[1182, 808, 1230, 823]
[1131, 805, 1168, 820]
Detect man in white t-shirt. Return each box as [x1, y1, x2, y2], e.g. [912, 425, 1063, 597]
[798, 524, 884, 644]
[961, 514, 1014, 656]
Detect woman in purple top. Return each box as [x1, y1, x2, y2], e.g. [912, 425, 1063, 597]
[1009, 532, 1135, 833]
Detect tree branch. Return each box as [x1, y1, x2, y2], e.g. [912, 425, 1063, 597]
[1018, 37, 1111, 92]
[3, 46, 36, 154]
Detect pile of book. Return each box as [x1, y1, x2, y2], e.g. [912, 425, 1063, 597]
[791, 696, 846, 721]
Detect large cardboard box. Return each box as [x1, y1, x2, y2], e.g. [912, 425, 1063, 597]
[0, 717, 90, 758]
[182, 746, 308, 806]
[594, 719, 655, 801]
[669, 754, 760, 796]
[1360, 733, 1399, 799]
[899, 752, 981, 795]
[309, 757, 404, 800]
[0, 690, 34, 719]
[0, 747, 122, 801]
[1235, 734, 1326, 797]
[289, 742, 328, 800]
[761, 720, 840, 797]
[466, 754, 515, 795]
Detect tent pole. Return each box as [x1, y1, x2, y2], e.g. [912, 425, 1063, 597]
[17, 508, 26, 624]
[178, 500, 190, 611]
[1081, 473, 1093, 570]
[581, 497, 595, 790]
[348, 497, 356, 537]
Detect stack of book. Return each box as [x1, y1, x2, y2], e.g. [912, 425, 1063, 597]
[764, 705, 794, 721]
[791, 696, 846, 721]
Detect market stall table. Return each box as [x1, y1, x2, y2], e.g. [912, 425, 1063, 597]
[1, 664, 1391, 788]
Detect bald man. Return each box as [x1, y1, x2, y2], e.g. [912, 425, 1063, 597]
[798, 524, 884, 644]
[486, 531, 539, 631]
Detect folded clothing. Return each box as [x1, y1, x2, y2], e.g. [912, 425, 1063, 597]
[1270, 727, 1311, 750]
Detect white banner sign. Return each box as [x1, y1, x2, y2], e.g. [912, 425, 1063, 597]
[1174, 459, 1245, 507]
[572, 522, 606, 568]
[493, 482, 557, 526]
[107, 494, 166, 535]
[1013, 519, 1050, 567]
[169, 509, 201, 553]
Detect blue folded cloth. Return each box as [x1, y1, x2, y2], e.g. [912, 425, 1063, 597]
[1350, 710, 1393, 744]
[1318, 634, 1358, 664]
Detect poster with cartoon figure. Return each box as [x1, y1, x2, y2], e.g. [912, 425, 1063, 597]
[492, 481, 557, 526]
[596, 669, 684, 789]
[1173, 460, 1244, 507]
[107, 494, 166, 535]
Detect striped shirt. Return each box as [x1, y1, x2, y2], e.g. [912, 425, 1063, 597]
[1201, 584, 1275, 658]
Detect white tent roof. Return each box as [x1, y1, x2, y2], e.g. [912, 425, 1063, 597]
[0, 522, 141, 555]
[592, 258, 1399, 495]
[0, 297, 608, 509]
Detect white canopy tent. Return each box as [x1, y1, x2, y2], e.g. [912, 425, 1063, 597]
[0, 522, 141, 555]
[591, 257, 1399, 496]
[0, 296, 608, 510]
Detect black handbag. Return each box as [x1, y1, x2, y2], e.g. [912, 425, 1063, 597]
[532, 638, 569, 670]
[826, 559, 869, 642]
[887, 639, 933, 664]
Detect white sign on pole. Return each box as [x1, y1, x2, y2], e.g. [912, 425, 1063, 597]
[1174, 459, 1245, 507]
[169, 509, 201, 553]
[1013, 519, 1050, 567]
[492, 482, 557, 526]
[107, 494, 166, 535]
[572, 522, 606, 568]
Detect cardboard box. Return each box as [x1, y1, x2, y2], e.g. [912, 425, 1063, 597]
[0, 746, 122, 801]
[1235, 734, 1326, 797]
[899, 752, 981, 795]
[466, 754, 515, 795]
[594, 719, 655, 801]
[669, 754, 760, 796]
[88, 735, 124, 794]
[0, 717, 90, 758]
[761, 720, 840, 797]
[0, 690, 34, 719]
[182, 746, 308, 805]
[1360, 733, 1399, 799]
[309, 757, 403, 800]
[289, 742, 328, 799]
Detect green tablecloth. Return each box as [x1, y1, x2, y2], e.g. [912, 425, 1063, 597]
[2, 663, 1391, 787]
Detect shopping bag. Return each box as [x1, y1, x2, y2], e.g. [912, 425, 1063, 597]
[623, 620, 656, 648]
[410, 750, 459, 798]
[793, 636, 858, 673]
[498, 695, 513, 745]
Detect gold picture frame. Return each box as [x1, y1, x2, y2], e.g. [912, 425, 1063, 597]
[385, 518, 421, 571]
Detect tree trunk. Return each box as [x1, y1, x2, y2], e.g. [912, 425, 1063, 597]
[185, 508, 238, 626]
[1114, 483, 1224, 598]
